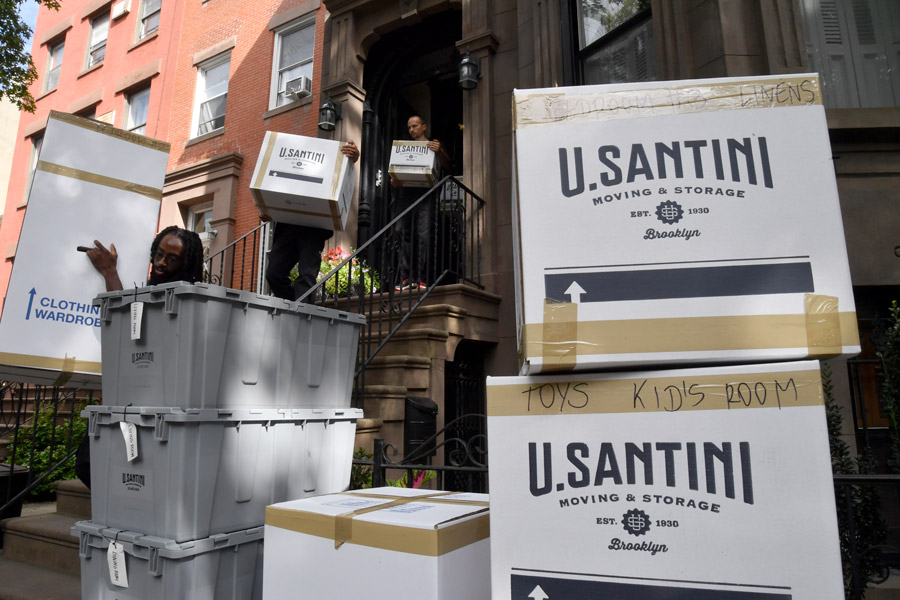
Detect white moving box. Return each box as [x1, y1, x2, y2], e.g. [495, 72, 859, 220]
[264, 487, 490, 600]
[250, 132, 355, 230]
[487, 360, 843, 599]
[512, 74, 860, 374]
[388, 140, 438, 187]
[0, 111, 167, 386]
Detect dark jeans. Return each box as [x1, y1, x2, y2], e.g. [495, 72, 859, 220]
[394, 189, 434, 285]
[265, 223, 332, 301]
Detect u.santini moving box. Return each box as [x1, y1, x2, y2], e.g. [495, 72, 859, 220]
[264, 487, 490, 599]
[0, 111, 167, 386]
[487, 360, 843, 599]
[512, 74, 860, 374]
[388, 140, 438, 187]
[250, 133, 355, 230]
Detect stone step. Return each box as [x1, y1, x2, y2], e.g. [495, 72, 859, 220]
[55, 480, 90, 519]
[0, 555, 81, 600]
[0, 512, 81, 575]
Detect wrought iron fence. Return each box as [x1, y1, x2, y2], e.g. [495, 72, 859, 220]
[204, 222, 270, 293]
[353, 413, 488, 493]
[0, 382, 96, 534]
[301, 175, 485, 411]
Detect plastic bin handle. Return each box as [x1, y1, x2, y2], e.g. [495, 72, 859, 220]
[164, 288, 179, 315]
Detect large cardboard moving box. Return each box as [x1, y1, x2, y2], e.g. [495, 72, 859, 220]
[388, 140, 438, 187]
[487, 360, 843, 599]
[264, 487, 490, 599]
[512, 74, 859, 374]
[250, 132, 355, 230]
[0, 111, 167, 386]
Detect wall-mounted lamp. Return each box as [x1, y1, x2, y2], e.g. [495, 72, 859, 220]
[318, 96, 342, 131]
[458, 49, 481, 91]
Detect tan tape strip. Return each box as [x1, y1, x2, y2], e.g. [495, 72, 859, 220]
[334, 491, 454, 549]
[487, 368, 824, 417]
[37, 161, 163, 201]
[524, 312, 859, 358]
[805, 294, 842, 356]
[541, 300, 578, 372]
[49, 110, 171, 153]
[252, 132, 279, 190]
[52, 355, 76, 387]
[514, 76, 823, 129]
[330, 150, 344, 199]
[0, 352, 101, 373]
[347, 491, 489, 508]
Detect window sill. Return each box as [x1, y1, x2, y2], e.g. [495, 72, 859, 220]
[128, 30, 158, 52]
[78, 62, 103, 78]
[35, 87, 57, 102]
[184, 128, 226, 147]
[262, 95, 313, 119]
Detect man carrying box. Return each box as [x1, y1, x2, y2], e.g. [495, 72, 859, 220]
[264, 140, 359, 301]
[390, 115, 450, 290]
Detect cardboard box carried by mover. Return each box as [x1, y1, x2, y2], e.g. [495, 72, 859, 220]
[486, 360, 843, 599]
[250, 132, 355, 230]
[264, 487, 490, 600]
[512, 74, 860, 374]
[388, 140, 438, 187]
[0, 111, 167, 386]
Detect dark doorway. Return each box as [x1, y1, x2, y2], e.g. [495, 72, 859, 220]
[357, 9, 463, 246]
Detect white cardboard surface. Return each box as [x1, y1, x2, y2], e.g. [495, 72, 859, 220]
[512, 74, 859, 373]
[0, 113, 166, 385]
[250, 132, 354, 230]
[486, 360, 843, 599]
[264, 488, 490, 600]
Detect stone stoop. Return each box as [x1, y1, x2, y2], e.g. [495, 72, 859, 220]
[355, 284, 500, 457]
[0, 480, 89, 600]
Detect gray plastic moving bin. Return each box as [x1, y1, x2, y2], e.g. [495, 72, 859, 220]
[73, 521, 263, 600]
[94, 282, 366, 408]
[85, 405, 361, 542]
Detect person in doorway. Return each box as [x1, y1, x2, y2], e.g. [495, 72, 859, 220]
[390, 114, 450, 290]
[85, 225, 204, 292]
[264, 140, 360, 301]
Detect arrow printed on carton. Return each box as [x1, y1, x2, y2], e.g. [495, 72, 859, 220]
[564, 282, 585, 304]
[25, 288, 35, 319]
[529, 584, 549, 599]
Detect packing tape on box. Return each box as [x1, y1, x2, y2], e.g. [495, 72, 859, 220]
[52, 355, 76, 387]
[265, 492, 490, 556]
[528, 302, 859, 371]
[36, 161, 163, 201]
[49, 110, 171, 153]
[487, 368, 824, 417]
[513, 75, 823, 130]
[0, 352, 102, 375]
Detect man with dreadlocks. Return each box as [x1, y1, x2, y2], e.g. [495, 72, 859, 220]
[85, 225, 204, 291]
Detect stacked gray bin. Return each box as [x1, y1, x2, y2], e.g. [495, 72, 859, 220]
[73, 282, 366, 599]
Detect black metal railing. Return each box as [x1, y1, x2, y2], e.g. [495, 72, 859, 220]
[300, 176, 485, 410]
[353, 413, 488, 493]
[0, 382, 96, 534]
[833, 474, 900, 598]
[204, 223, 269, 293]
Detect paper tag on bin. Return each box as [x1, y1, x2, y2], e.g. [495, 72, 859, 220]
[107, 541, 129, 588]
[130, 302, 143, 340]
[120, 422, 138, 461]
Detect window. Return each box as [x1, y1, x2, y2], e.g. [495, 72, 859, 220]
[24, 136, 43, 202]
[271, 19, 315, 108]
[45, 42, 65, 91]
[193, 54, 230, 136]
[574, 0, 656, 85]
[139, 0, 161, 39]
[801, 0, 900, 108]
[125, 87, 150, 134]
[87, 12, 109, 67]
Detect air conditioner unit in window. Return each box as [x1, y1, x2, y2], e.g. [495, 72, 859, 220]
[111, 0, 130, 20]
[285, 76, 312, 100]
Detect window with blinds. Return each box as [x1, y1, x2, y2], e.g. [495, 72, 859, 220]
[801, 0, 900, 107]
[575, 0, 656, 85]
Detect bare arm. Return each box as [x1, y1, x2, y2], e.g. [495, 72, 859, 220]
[427, 139, 451, 171]
[85, 241, 123, 291]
